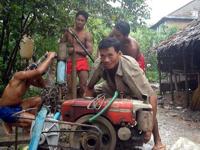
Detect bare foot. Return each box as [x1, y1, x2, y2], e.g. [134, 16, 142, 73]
[152, 143, 166, 150]
[2, 122, 13, 135]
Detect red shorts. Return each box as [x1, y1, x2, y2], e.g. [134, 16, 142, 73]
[136, 53, 145, 71]
[66, 58, 89, 74]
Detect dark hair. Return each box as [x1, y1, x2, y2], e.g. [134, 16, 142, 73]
[25, 63, 38, 71]
[98, 37, 122, 53]
[76, 10, 89, 21]
[115, 20, 130, 36]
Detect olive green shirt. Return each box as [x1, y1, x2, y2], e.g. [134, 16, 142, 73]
[87, 55, 155, 100]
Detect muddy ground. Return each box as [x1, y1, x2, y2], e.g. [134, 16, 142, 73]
[142, 90, 200, 150]
[154, 105, 200, 149]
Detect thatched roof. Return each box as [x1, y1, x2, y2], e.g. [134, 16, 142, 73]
[156, 19, 200, 72]
[157, 19, 200, 54]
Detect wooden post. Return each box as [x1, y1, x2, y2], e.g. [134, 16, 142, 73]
[15, 127, 18, 150]
[71, 50, 77, 99]
[169, 56, 174, 102]
[158, 57, 162, 95]
[170, 70, 174, 102]
[183, 50, 189, 107]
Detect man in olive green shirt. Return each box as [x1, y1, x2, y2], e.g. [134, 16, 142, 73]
[84, 37, 165, 150]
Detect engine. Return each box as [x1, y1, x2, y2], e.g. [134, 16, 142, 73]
[61, 97, 153, 150]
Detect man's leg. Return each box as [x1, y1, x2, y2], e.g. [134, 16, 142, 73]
[152, 118, 163, 147]
[2, 122, 13, 135]
[21, 96, 42, 114]
[12, 112, 35, 135]
[2, 111, 35, 135]
[17, 112, 35, 126]
[149, 95, 166, 150]
[78, 70, 89, 97]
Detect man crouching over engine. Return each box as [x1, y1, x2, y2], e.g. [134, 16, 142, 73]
[84, 37, 165, 150]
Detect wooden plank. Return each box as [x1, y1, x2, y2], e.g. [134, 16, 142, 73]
[0, 134, 29, 146]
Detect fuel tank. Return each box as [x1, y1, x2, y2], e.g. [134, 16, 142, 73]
[61, 98, 136, 125]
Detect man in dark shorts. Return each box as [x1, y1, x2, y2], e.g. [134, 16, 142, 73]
[0, 52, 56, 135]
[59, 10, 93, 97]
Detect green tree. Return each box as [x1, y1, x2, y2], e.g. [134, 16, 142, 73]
[132, 25, 178, 82]
[0, 0, 150, 94]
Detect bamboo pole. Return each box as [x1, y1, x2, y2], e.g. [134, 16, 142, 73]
[71, 50, 77, 99]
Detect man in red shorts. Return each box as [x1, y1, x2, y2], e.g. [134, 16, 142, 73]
[110, 20, 145, 71]
[60, 10, 93, 97]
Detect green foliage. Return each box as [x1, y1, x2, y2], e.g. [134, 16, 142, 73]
[132, 25, 178, 82]
[0, 0, 150, 73]
[87, 18, 112, 57]
[146, 70, 159, 82]
[0, 0, 150, 96]
[34, 34, 58, 57]
[0, 56, 6, 94]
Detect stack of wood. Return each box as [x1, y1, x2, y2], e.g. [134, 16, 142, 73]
[191, 74, 200, 110]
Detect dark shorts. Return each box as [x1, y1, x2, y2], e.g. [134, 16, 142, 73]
[0, 105, 22, 123]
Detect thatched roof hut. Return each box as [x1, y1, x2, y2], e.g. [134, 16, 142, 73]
[156, 19, 200, 73]
[155, 19, 200, 108]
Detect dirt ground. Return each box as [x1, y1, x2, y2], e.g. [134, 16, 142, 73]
[156, 106, 200, 149]
[143, 92, 200, 150]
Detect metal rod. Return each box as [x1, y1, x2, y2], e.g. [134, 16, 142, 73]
[66, 28, 94, 62]
[17, 116, 102, 134]
[15, 127, 18, 150]
[71, 49, 77, 98]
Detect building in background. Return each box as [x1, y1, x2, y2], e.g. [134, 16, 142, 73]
[151, 0, 200, 31]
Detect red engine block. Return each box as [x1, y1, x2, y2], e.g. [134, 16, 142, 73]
[61, 98, 135, 125]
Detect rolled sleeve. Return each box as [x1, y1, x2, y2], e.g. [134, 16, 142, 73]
[87, 58, 103, 88]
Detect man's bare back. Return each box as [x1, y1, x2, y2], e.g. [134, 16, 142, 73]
[122, 37, 140, 59]
[1, 77, 29, 106]
[0, 52, 56, 134]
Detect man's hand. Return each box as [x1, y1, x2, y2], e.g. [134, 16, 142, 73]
[47, 52, 57, 59]
[84, 87, 94, 98]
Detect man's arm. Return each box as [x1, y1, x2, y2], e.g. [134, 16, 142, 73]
[29, 76, 46, 88]
[123, 57, 157, 120]
[84, 59, 102, 97]
[149, 95, 157, 122]
[14, 52, 56, 80]
[122, 56, 155, 99]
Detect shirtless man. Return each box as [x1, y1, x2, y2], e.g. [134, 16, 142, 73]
[60, 10, 93, 97]
[110, 20, 145, 71]
[0, 52, 56, 134]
